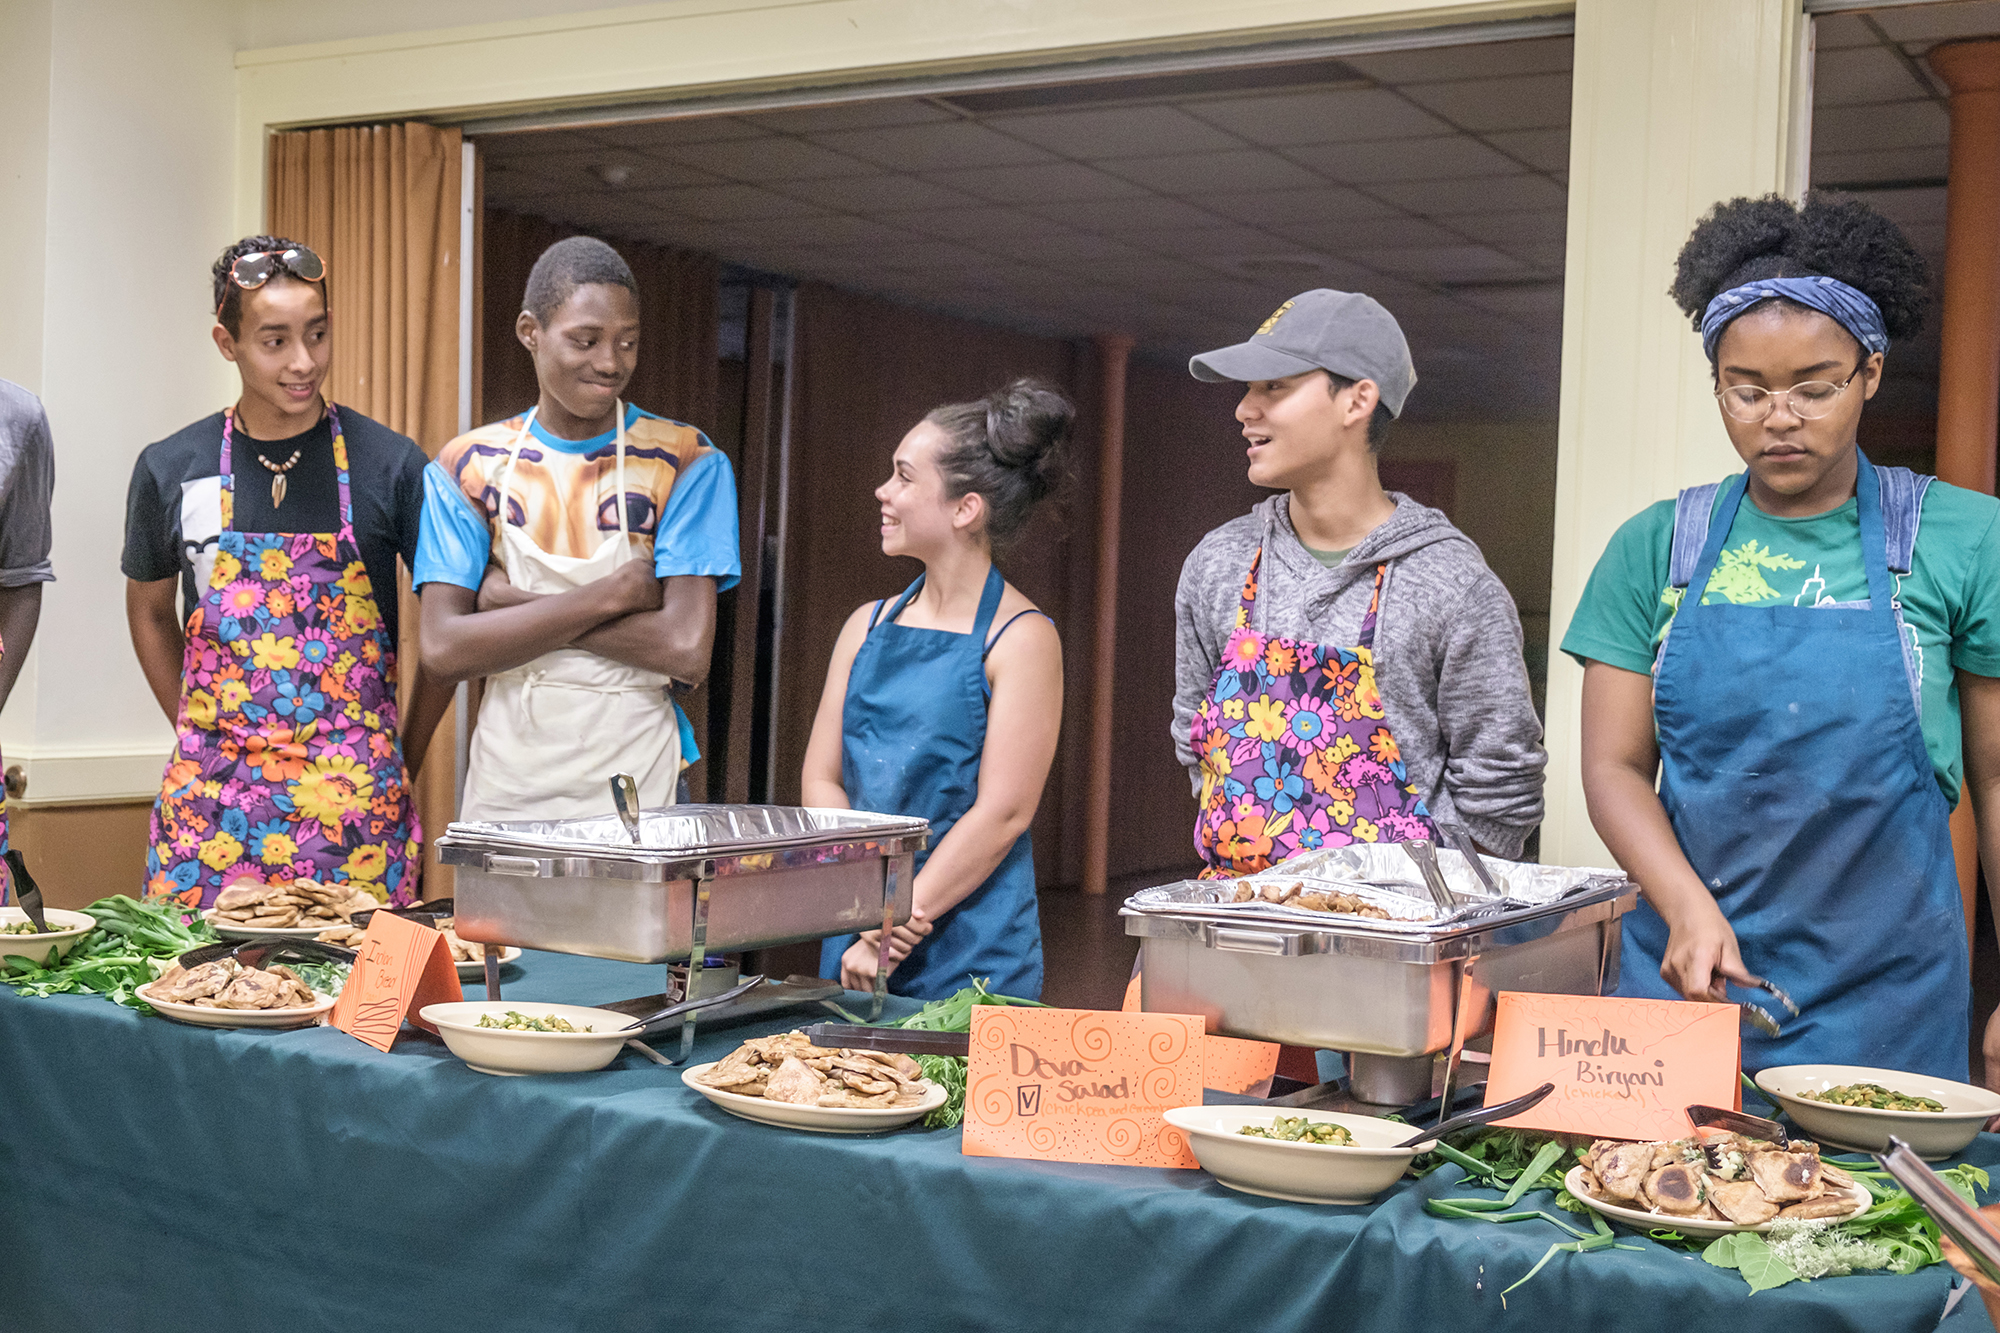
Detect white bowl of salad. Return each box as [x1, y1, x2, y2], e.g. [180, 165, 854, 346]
[1163, 1106, 1419, 1204]
[0, 907, 95, 967]
[1756, 1063, 2000, 1159]
[420, 1000, 631, 1076]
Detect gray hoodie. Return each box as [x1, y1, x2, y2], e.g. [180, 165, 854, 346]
[1173, 492, 1546, 859]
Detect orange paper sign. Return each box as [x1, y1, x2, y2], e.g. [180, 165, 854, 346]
[1122, 973, 1280, 1096]
[328, 911, 464, 1052]
[1484, 992, 1742, 1141]
[963, 1006, 1203, 1168]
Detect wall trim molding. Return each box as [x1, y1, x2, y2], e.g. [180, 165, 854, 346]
[8, 749, 168, 807]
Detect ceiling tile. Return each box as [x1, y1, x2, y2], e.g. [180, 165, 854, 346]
[1871, 1, 2000, 45]
[579, 118, 772, 148]
[1112, 222, 1297, 259]
[1352, 244, 1526, 280]
[1341, 35, 1574, 84]
[1441, 209, 1568, 249]
[766, 173, 984, 214]
[714, 214, 914, 249]
[751, 100, 958, 134]
[1398, 73, 1572, 132]
[1269, 214, 1469, 251]
[480, 128, 619, 162]
[851, 238, 1000, 270]
[1183, 185, 1400, 226]
[1811, 146, 1951, 186]
[1095, 148, 1324, 194]
[1482, 127, 1571, 173]
[921, 161, 1150, 203]
[1365, 173, 1566, 215]
[1283, 135, 1523, 184]
[1021, 195, 1239, 234]
[882, 206, 1054, 239]
[1812, 45, 1940, 106]
[1843, 185, 1949, 226]
[1810, 13, 1881, 50]
[655, 137, 877, 182]
[485, 153, 722, 200]
[1452, 281, 1566, 324]
[810, 121, 1056, 171]
[1190, 253, 1378, 291]
[972, 231, 1159, 265]
[637, 183, 824, 222]
[1812, 100, 1950, 152]
[1183, 86, 1452, 146]
[986, 104, 1246, 158]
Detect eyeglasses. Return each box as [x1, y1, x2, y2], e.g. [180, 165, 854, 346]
[216, 246, 326, 316]
[1714, 361, 1866, 423]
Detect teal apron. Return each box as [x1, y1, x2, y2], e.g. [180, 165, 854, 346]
[1618, 455, 1969, 1079]
[819, 566, 1043, 1000]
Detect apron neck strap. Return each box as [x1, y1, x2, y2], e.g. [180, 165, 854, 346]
[219, 403, 345, 533]
[504, 401, 628, 536]
[972, 563, 1005, 641]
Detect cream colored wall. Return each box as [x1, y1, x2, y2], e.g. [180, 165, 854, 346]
[1542, 0, 1811, 866]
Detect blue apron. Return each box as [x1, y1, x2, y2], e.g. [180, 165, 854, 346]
[818, 566, 1044, 1000]
[1618, 454, 1969, 1079]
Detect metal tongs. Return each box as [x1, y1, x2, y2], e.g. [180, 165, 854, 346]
[1435, 822, 1503, 901]
[1686, 1104, 1789, 1171]
[1400, 839, 1462, 916]
[802, 1022, 971, 1057]
[1730, 976, 1799, 1038]
[5, 850, 48, 933]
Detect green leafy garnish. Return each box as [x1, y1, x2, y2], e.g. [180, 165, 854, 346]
[0, 896, 220, 1012]
[886, 978, 1045, 1129]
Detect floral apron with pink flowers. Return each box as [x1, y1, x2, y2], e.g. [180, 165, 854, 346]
[143, 406, 420, 910]
[1191, 550, 1434, 877]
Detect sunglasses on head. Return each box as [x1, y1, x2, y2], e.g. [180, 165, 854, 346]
[216, 246, 326, 317]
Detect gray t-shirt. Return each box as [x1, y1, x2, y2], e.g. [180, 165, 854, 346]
[0, 381, 55, 587]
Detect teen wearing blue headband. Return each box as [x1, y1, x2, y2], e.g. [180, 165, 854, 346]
[1564, 193, 2000, 1084]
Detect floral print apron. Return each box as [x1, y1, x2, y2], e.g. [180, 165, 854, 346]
[143, 406, 420, 910]
[1191, 550, 1433, 876]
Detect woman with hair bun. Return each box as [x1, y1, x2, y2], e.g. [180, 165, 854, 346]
[804, 380, 1069, 1000]
[1565, 193, 2000, 1080]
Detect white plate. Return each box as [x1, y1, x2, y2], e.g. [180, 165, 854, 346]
[1564, 1164, 1872, 1239]
[454, 948, 522, 978]
[1756, 1064, 2000, 1160]
[682, 1060, 944, 1134]
[1161, 1106, 1419, 1205]
[136, 979, 337, 1029]
[204, 909, 350, 941]
[0, 908, 95, 966]
[421, 1001, 631, 1076]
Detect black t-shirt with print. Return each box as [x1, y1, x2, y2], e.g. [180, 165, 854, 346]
[121, 406, 429, 641]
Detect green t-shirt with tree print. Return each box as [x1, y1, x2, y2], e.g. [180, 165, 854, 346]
[1561, 476, 2000, 801]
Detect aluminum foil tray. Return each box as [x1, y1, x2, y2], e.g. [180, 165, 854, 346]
[1123, 853, 1630, 936]
[440, 804, 929, 866]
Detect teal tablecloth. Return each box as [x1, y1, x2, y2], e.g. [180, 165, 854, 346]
[1, 951, 1993, 1333]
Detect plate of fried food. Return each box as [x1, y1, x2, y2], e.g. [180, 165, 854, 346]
[1566, 1131, 1872, 1239]
[206, 879, 381, 939]
[137, 957, 336, 1029]
[685, 1031, 943, 1133]
[316, 919, 520, 976]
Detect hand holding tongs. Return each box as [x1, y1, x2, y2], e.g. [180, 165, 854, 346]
[1729, 976, 1798, 1038]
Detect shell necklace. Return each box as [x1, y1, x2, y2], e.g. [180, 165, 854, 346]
[235, 408, 309, 508]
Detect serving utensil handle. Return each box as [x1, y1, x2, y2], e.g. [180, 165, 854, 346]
[610, 772, 642, 844]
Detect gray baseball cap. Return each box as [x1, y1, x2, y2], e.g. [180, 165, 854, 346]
[1189, 289, 1418, 417]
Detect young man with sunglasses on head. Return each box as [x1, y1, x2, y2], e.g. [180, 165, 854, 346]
[122, 236, 451, 910]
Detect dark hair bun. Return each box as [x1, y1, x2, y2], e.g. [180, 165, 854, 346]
[927, 378, 1074, 547]
[1670, 192, 1930, 342]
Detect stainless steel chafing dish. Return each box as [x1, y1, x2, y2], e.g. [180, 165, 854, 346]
[1123, 849, 1637, 1106]
[437, 803, 929, 1059]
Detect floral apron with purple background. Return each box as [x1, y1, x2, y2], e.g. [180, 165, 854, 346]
[143, 406, 420, 909]
[1191, 550, 1434, 876]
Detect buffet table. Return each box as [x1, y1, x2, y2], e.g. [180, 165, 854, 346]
[1, 951, 1992, 1333]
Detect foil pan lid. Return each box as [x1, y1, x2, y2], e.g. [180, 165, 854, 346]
[1122, 848, 1630, 933]
[437, 803, 929, 859]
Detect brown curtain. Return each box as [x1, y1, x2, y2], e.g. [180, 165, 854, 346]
[781, 284, 1086, 883]
[479, 208, 719, 429]
[266, 122, 462, 896]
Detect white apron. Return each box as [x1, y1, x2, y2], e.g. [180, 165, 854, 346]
[459, 404, 681, 823]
